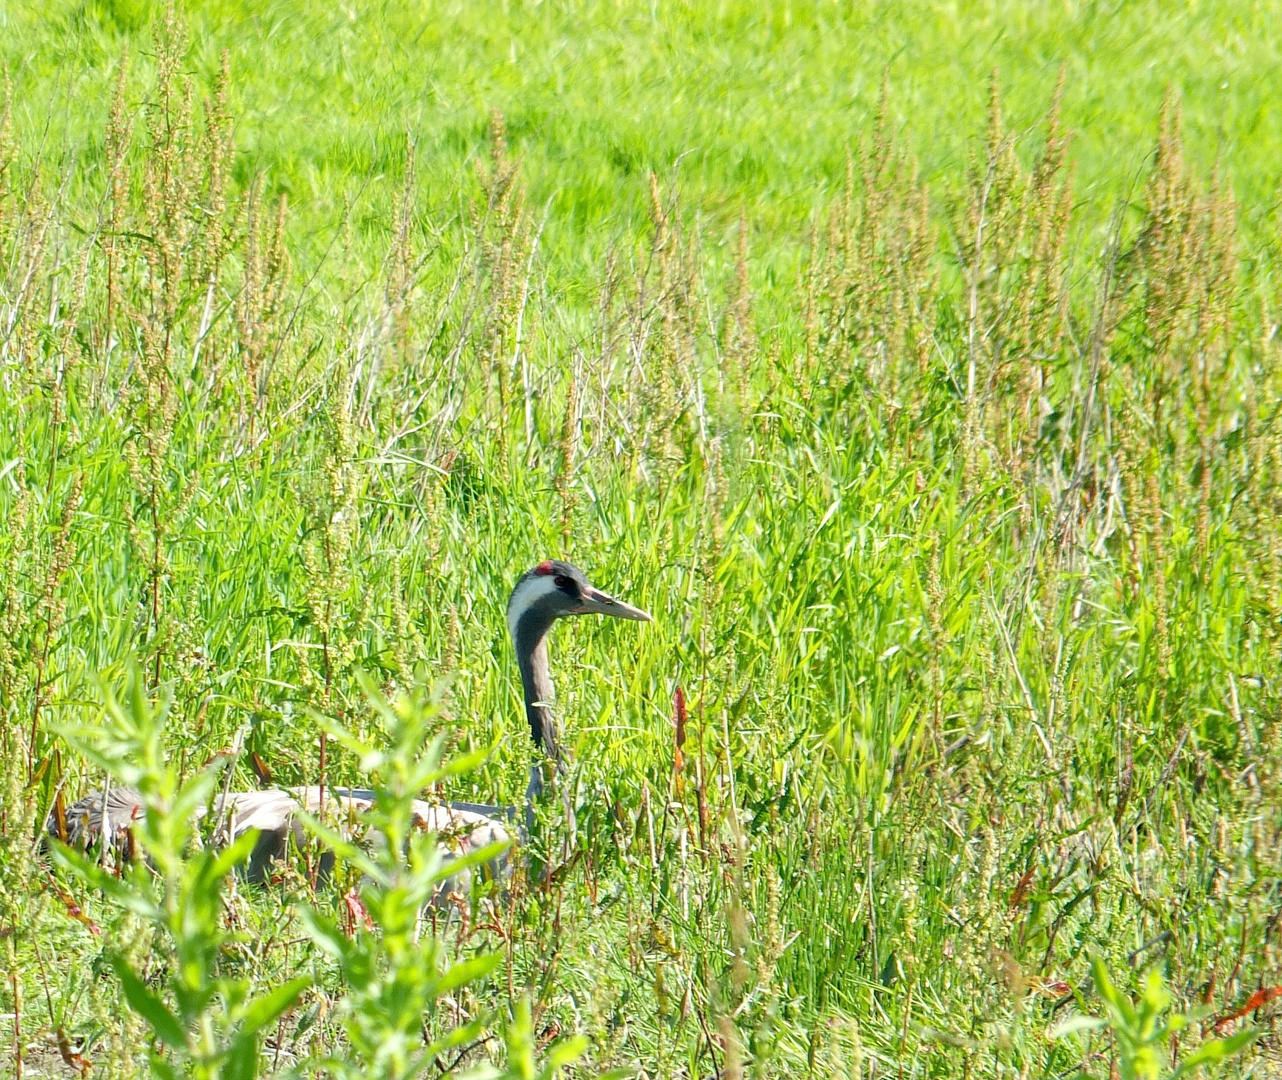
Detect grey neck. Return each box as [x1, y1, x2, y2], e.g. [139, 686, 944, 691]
[513, 606, 577, 848]
[513, 610, 559, 761]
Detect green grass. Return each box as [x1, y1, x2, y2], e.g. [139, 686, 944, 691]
[2, 1, 1282, 1077]
[6, 0, 1281, 275]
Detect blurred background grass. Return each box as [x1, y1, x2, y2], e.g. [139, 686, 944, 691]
[6, 0, 1280, 277]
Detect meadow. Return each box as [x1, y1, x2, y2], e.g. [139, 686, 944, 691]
[2, 1, 1282, 1076]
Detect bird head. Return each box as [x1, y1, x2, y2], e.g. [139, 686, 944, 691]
[507, 560, 651, 642]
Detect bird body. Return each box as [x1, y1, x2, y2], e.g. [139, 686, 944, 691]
[59, 785, 511, 886]
[53, 561, 649, 895]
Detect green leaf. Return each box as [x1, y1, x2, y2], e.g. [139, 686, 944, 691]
[423, 1017, 487, 1061]
[167, 767, 223, 835]
[148, 1055, 180, 1080]
[50, 844, 161, 921]
[294, 810, 386, 883]
[203, 828, 261, 884]
[453, 1066, 502, 1080]
[109, 955, 187, 1050]
[1048, 1015, 1107, 1039]
[304, 708, 369, 759]
[1091, 954, 1138, 1028]
[222, 1035, 258, 1080]
[540, 1034, 589, 1074]
[1170, 1029, 1259, 1078]
[434, 953, 501, 995]
[238, 976, 311, 1037]
[296, 905, 353, 965]
[431, 838, 512, 880]
[436, 745, 493, 780]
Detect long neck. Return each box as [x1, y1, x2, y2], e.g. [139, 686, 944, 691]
[514, 614, 559, 762]
[513, 607, 577, 844]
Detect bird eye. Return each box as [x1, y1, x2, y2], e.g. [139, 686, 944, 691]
[554, 575, 571, 589]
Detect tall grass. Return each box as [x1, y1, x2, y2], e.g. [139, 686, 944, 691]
[1, 5, 1281, 1076]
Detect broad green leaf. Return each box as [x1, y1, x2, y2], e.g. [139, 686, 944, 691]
[52, 845, 160, 921]
[110, 955, 187, 1050]
[237, 976, 311, 1036]
[222, 1035, 258, 1080]
[429, 838, 512, 880]
[1171, 1030, 1259, 1077]
[294, 810, 386, 882]
[1091, 954, 1138, 1027]
[1049, 1015, 1107, 1039]
[434, 953, 502, 995]
[296, 905, 353, 965]
[541, 1034, 589, 1072]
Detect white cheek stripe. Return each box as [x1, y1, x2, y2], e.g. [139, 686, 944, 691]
[507, 574, 563, 639]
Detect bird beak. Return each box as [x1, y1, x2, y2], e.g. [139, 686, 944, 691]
[577, 586, 652, 622]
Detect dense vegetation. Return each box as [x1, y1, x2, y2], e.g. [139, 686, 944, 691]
[2, 1, 1281, 1076]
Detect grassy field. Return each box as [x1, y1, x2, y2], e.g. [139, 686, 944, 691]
[6, 0, 1282, 272]
[2, 1, 1282, 1077]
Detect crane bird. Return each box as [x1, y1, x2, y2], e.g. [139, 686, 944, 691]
[53, 560, 651, 890]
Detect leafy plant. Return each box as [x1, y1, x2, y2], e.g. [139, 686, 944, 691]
[1052, 956, 1257, 1080]
[298, 672, 586, 1079]
[52, 665, 308, 1080]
